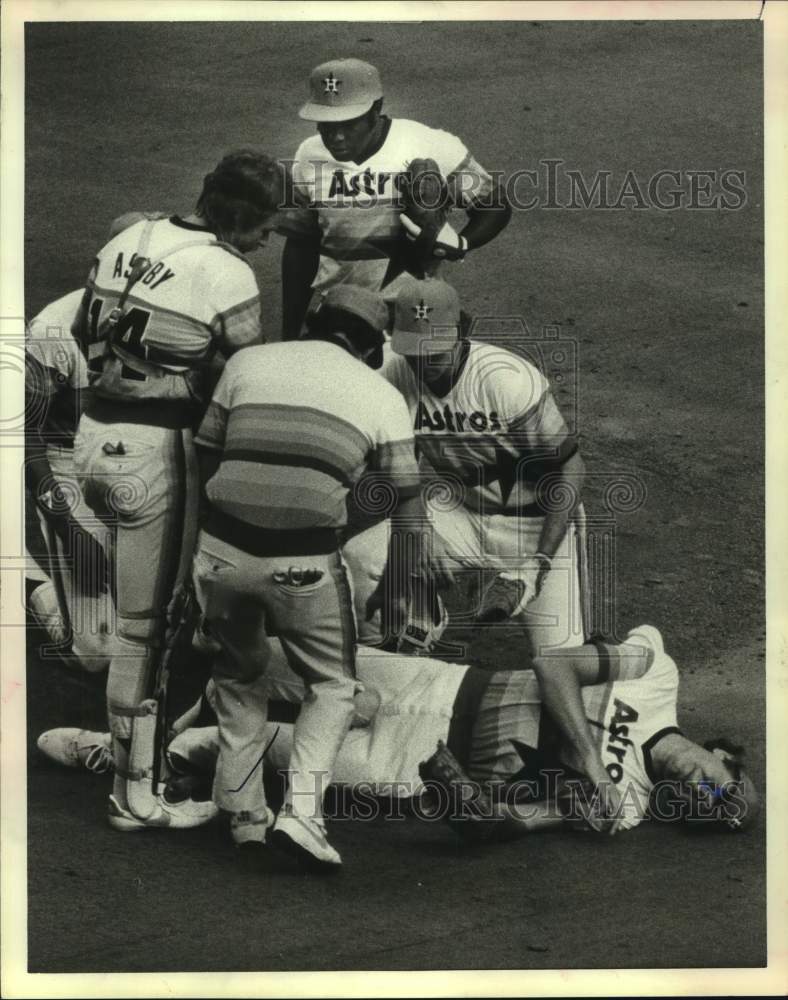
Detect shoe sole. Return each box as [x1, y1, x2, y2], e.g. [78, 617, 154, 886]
[269, 827, 341, 872]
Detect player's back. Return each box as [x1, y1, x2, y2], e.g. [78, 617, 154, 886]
[79, 216, 262, 406]
[199, 340, 418, 531]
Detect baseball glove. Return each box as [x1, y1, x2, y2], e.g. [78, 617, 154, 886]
[398, 158, 467, 269]
[418, 740, 499, 843]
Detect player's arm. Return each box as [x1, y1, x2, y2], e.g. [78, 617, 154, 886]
[279, 159, 322, 340]
[536, 448, 585, 560]
[530, 648, 623, 834]
[496, 799, 567, 836]
[506, 380, 585, 601]
[457, 167, 512, 250]
[208, 256, 266, 357]
[194, 361, 232, 500]
[281, 234, 320, 340]
[364, 393, 429, 641]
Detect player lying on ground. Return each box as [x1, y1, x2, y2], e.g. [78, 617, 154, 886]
[39, 625, 759, 840]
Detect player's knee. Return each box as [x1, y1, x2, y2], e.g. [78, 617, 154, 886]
[213, 646, 270, 684]
[117, 614, 163, 646]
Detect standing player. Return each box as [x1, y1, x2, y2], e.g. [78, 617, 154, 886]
[71, 151, 285, 831]
[280, 58, 511, 338]
[25, 216, 163, 668]
[347, 276, 586, 656]
[191, 284, 425, 867]
[26, 288, 113, 668]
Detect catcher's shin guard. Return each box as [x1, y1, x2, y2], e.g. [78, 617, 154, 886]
[124, 699, 163, 820]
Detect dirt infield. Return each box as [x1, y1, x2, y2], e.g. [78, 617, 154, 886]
[24, 19, 764, 971]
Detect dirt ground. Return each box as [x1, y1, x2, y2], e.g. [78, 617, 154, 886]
[23, 19, 764, 972]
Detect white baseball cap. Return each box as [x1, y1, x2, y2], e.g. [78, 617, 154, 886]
[299, 59, 383, 122]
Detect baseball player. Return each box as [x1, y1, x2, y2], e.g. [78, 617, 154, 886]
[346, 276, 586, 656]
[191, 284, 425, 867]
[70, 150, 285, 832]
[280, 58, 512, 338]
[41, 625, 760, 838]
[26, 287, 116, 669]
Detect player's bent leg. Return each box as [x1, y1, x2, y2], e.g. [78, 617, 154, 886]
[193, 533, 275, 840]
[341, 519, 389, 644]
[267, 552, 357, 867]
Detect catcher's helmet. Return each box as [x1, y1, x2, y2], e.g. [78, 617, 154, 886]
[300, 59, 383, 122]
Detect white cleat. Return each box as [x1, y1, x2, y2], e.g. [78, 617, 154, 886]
[108, 793, 218, 832]
[626, 624, 665, 659]
[270, 808, 342, 869]
[37, 728, 114, 773]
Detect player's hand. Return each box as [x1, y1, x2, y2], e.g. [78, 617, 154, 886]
[502, 554, 551, 617]
[580, 758, 625, 836]
[586, 776, 625, 836]
[419, 546, 455, 591]
[399, 215, 468, 261]
[365, 581, 407, 645]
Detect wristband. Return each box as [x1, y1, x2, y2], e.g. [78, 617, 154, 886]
[535, 551, 553, 568]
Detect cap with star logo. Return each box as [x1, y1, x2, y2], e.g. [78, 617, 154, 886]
[299, 59, 383, 122]
[391, 277, 461, 356]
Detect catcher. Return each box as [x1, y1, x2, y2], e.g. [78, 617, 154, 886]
[39, 625, 760, 844]
[280, 57, 511, 338]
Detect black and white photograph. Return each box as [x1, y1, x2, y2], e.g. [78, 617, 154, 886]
[1, 0, 786, 995]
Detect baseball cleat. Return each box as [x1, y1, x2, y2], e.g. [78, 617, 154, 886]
[270, 808, 342, 869]
[230, 807, 275, 848]
[626, 624, 664, 658]
[107, 793, 218, 832]
[37, 728, 114, 774]
[476, 574, 525, 623]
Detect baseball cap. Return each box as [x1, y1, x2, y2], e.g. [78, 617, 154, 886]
[299, 59, 383, 122]
[316, 284, 389, 333]
[390, 278, 461, 356]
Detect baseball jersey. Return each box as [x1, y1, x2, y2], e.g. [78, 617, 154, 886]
[572, 649, 681, 829]
[76, 216, 264, 405]
[383, 341, 577, 515]
[265, 641, 679, 827]
[26, 289, 88, 446]
[262, 645, 471, 795]
[281, 117, 493, 298]
[195, 341, 421, 531]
